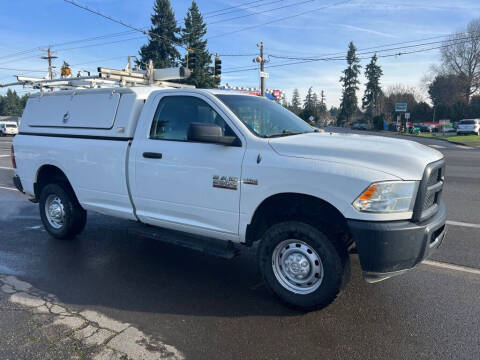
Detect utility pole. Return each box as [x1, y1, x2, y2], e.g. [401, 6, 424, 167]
[40, 47, 58, 81]
[255, 42, 266, 96]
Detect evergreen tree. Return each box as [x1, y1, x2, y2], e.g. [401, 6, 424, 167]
[362, 54, 383, 121]
[300, 87, 315, 121]
[291, 88, 301, 114]
[312, 92, 319, 120]
[182, 1, 217, 88]
[0, 90, 29, 116]
[138, 0, 181, 69]
[1, 89, 22, 116]
[339, 42, 361, 125]
[281, 95, 289, 108]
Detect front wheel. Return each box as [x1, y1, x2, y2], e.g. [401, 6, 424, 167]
[258, 221, 348, 311]
[39, 183, 87, 239]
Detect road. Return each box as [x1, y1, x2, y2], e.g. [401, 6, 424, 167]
[1, 133, 479, 360]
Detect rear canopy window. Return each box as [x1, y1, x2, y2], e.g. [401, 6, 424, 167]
[6, 124, 17, 128]
[460, 120, 476, 124]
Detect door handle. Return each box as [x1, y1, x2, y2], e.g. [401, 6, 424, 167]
[143, 152, 163, 159]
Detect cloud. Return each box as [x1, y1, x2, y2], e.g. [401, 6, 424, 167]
[337, 24, 399, 39]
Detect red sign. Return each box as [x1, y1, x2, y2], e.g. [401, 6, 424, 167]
[272, 90, 281, 98]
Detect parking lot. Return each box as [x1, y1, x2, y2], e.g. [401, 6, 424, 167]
[1, 133, 479, 359]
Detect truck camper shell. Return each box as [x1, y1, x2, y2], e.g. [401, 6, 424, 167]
[20, 87, 161, 139]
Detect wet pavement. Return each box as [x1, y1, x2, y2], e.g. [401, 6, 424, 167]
[1, 135, 480, 359]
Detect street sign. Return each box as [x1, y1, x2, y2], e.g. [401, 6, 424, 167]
[439, 119, 450, 125]
[272, 89, 281, 98]
[395, 103, 407, 112]
[405, 112, 410, 120]
[260, 71, 269, 78]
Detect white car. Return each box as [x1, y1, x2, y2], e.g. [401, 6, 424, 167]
[0, 122, 18, 136]
[457, 119, 480, 135]
[11, 87, 447, 310]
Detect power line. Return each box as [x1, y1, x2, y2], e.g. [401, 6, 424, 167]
[208, 0, 317, 25]
[0, 29, 140, 64]
[208, 0, 353, 39]
[217, 53, 258, 57]
[269, 34, 477, 61]
[204, 0, 266, 15]
[205, 0, 283, 19]
[63, 0, 187, 50]
[0, 67, 47, 72]
[55, 36, 145, 52]
[266, 34, 452, 59]
[223, 35, 479, 74]
[70, 55, 130, 67]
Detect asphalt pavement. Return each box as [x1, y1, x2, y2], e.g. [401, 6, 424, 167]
[0, 133, 479, 360]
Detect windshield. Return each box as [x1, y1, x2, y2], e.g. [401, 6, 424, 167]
[216, 95, 313, 138]
[6, 124, 16, 128]
[460, 120, 475, 125]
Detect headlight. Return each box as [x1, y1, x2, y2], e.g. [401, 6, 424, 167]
[353, 181, 419, 213]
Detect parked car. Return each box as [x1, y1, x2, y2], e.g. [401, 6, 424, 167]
[420, 124, 437, 133]
[0, 122, 18, 136]
[351, 123, 367, 130]
[12, 87, 447, 310]
[457, 119, 480, 135]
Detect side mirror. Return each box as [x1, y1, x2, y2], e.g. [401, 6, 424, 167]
[187, 122, 241, 146]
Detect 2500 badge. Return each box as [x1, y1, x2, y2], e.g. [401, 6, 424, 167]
[212, 175, 238, 190]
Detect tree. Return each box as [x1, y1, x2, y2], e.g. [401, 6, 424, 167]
[440, 18, 480, 103]
[1, 89, 23, 116]
[291, 88, 301, 114]
[339, 42, 361, 125]
[411, 102, 433, 123]
[281, 95, 289, 108]
[138, 0, 181, 69]
[428, 74, 466, 107]
[362, 54, 383, 121]
[300, 87, 315, 121]
[182, 1, 217, 88]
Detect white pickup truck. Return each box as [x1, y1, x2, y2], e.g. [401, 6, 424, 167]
[12, 87, 447, 310]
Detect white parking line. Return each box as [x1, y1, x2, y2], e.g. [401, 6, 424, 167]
[0, 186, 16, 191]
[446, 220, 480, 229]
[423, 260, 480, 276]
[429, 144, 446, 149]
[0, 166, 13, 170]
[455, 145, 474, 150]
[0, 155, 10, 157]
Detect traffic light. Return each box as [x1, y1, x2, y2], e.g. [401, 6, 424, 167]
[214, 56, 221, 77]
[187, 49, 196, 72]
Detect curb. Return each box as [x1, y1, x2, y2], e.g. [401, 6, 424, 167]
[381, 132, 480, 148]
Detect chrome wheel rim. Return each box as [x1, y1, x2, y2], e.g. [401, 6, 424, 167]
[272, 239, 324, 295]
[45, 194, 65, 229]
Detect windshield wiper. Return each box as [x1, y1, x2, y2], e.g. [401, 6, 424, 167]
[264, 130, 311, 138]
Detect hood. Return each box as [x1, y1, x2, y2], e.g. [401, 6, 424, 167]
[268, 132, 443, 180]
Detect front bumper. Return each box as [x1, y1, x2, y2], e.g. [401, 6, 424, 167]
[348, 201, 447, 283]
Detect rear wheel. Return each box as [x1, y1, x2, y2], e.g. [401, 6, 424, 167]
[39, 183, 87, 239]
[258, 221, 348, 311]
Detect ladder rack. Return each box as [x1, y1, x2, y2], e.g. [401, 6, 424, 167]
[0, 59, 194, 91]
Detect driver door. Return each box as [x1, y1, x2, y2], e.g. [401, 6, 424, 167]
[131, 93, 245, 241]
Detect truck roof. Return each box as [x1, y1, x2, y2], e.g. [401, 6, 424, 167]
[27, 86, 255, 100]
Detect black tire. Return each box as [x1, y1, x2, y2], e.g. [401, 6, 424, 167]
[258, 221, 348, 311]
[39, 183, 87, 240]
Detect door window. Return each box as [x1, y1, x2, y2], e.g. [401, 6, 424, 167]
[150, 96, 234, 141]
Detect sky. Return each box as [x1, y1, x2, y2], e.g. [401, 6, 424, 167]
[1, 0, 480, 107]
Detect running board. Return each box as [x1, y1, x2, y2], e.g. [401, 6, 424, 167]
[127, 223, 241, 260]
